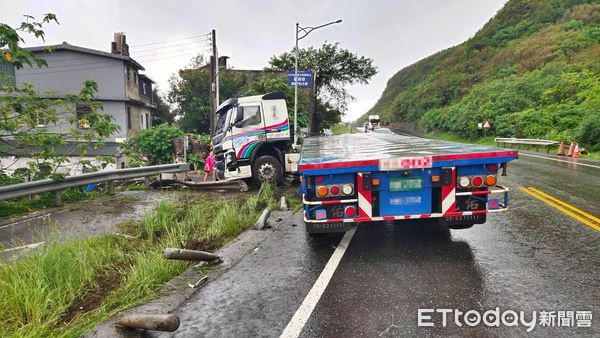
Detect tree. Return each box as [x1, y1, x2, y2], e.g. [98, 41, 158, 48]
[151, 88, 174, 125]
[268, 42, 377, 133]
[1, 14, 119, 181]
[167, 55, 247, 134]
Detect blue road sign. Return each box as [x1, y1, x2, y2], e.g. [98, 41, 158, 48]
[287, 70, 313, 88]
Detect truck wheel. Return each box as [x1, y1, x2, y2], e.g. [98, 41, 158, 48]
[252, 155, 283, 186]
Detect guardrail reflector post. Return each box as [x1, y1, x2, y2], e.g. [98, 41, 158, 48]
[54, 190, 63, 206]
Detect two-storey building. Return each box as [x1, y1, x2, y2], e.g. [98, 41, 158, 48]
[1, 33, 156, 173]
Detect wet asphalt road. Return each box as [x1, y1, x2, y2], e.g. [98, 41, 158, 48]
[159, 151, 598, 337]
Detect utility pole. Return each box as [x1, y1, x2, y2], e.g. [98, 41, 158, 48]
[209, 29, 218, 136]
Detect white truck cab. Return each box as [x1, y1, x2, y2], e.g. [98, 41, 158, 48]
[212, 92, 299, 185]
[368, 114, 381, 130]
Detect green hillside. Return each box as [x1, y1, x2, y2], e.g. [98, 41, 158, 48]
[365, 0, 600, 149]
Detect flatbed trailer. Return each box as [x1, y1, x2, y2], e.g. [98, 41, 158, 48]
[298, 133, 518, 234]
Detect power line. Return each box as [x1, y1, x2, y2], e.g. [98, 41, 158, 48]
[131, 39, 211, 53]
[17, 51, 206, 76]
[134, 44, 212, 58]
[16, 44, 211, 71]
[130, 33, 211, 47]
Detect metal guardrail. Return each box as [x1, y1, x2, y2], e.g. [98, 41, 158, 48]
[495, 137, 559, 153]
[0, 163, 189, 204]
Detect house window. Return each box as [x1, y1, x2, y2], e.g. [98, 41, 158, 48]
[134, 72, 138, 84]
[126, 67, 130, 82]
[76, 104, 92, 129]
[142, 82, 147, 95]
[126, 107, 132, 130]
[0, 61, 16, 86]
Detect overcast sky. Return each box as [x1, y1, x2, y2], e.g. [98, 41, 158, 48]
[2, 0, 507, 121]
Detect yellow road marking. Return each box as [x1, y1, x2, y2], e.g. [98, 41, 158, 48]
[520, 187, 600, 232]
[527, 187, 600, 224]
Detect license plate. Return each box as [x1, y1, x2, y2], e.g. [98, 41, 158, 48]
[390, 177, 422, 191]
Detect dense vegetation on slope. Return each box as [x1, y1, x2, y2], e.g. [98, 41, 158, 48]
[366, 0, 600, 149]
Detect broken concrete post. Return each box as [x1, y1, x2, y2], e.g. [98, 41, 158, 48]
[254, 208, 270, 230]
[164, 248, 220, 262]
[54, 190, 63, 206]
[117, 313, 180, 332]
[280, 196, 288, 211]
[108, 181, 116, 195]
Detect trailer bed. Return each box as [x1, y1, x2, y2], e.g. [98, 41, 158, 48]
[299, 133, 518, 173]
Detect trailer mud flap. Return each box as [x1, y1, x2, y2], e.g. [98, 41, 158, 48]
[305, 222, 353, 234]
[439, 214, 486, 226]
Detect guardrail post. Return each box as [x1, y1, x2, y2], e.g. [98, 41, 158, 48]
[54, 190, 63, 206]
[144, 176, 151, 187]
[108, 181, 116, 195]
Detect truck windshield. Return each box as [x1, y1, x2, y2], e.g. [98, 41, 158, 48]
[214, 109, 230, 135]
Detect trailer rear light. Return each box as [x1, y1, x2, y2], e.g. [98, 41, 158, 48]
[485, 175, 497, 186]
[329, 185, 340, 196]
[487, 164, 498, 172]
[372, 178, 380, 186]
[458, 176, 470, 188]
[431, 175, 440, 183]
[342, 184, 354, 195]
[344, 205, 356, 217]
[316, 186, 328, 198]
[471, 176, 484, 187]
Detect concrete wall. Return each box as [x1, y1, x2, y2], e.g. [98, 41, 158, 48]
[15, 50, 126, 100]
[34, 100, 127, 141]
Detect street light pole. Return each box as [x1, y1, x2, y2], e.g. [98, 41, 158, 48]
[294, 23, 299, 149]
[293, 19, 342, 149]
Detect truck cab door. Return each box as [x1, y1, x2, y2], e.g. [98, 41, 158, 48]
[231, 103, 265, 160]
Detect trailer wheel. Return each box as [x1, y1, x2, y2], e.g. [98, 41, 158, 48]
[252, 155, 282, 186]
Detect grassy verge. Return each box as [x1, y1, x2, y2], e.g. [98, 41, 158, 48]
[331, 124, 352, 135]
[0, 188, 104, 220]
[0, 186, 276, 337]
[425, 132, 600, 160]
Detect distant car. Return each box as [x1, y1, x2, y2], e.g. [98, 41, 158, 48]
[373, 127, 393, 134]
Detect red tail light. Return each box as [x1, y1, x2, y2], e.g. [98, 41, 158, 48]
[487, 164, 498, 172]
[344, 206, 356, 217]
[471, 176, 484, 187]
[329, 185, 340, 196]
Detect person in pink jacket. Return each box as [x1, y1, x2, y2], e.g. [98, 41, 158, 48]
[203, 150, 216, 181]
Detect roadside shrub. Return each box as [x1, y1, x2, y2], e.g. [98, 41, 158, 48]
[577, 112, 600, 150]
[121, 124, 184, 165]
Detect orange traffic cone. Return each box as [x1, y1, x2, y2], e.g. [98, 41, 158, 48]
[556, 141, 566, 156]
[567, 141, 575, 156]
[573, 143, 581, 158]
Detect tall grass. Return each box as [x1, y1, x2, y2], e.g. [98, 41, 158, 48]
[0, 186, 275, 337]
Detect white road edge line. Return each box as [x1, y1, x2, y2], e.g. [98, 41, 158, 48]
[520, 153, 600, 169]
[280, 227, 357, 338]
[1, 241, 45, 253]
